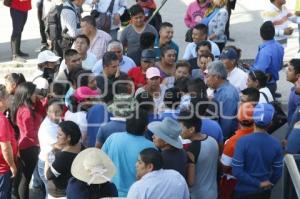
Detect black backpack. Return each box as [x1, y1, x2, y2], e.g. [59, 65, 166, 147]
[46, 4, 76, 40]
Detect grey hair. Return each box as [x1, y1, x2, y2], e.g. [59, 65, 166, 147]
[107, 41, 123, 52]
[207, 61, 227, 79]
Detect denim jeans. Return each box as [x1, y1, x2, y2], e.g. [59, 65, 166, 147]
[38, 159, 48, 199]
[0, 171, 12, 199]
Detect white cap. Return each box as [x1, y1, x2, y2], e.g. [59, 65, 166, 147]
[37, 50, 60, 64]
[33, 77, 49, 90]
[146, 67, 161, 79]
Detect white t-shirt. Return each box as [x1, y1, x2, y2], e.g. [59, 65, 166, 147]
[182, 41, 221, 60]
[64, 110, 88, 134]
[227, 67, 248, 93]
[59, 52, 97, 72]
[38, 117, 59, 161]
[259, 87, 274, 104]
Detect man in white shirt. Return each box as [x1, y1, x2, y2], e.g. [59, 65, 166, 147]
[59, 35, 97, 73]
[92, 40, 136, 74]
[221, 47, 247, 92]
[183, 23, 220, 60]
[127, 148, 190, 199]
[262, 0, 300, 46]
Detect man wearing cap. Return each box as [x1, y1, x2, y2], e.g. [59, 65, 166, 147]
[251, 21, 284, 97]
[33, 50, 61, 85]
[206, 61, 239, 139]
[148, 117, 188, 178]
[232, 103, 283, 199]
[135, 67, 167, 114]
[220, 102, 255, 199]
[128, 49, 156, 90]
[127, 148, 190, 199]
[220, 47, 248, 92]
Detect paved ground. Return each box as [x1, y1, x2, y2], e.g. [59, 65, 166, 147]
[0, 0, 299, 198]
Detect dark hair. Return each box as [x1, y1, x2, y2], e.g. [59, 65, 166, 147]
[58, 121, 81, 146]
[103, 52, 119, 67]
[0, 84, 8, 100]
[174, 77, 189, 93]
[160, 45, 176, 57]
[164, 87, 181, 109]
[159, 22, 173, 31]
[51, 82, 67, 96]
[176, 60, 192, 74]
[11, 82, 36, 123]
[81, 15, 96, 27]
[75, 34, 90, 46]
[289, 59, 300, 74]
[126, 108, 148, 135]
[260, 21, 275, 40]
[129, 4, 144, 16]
[249, 70, 268, 88]
[241, 87, 260, 102]
[199, 52, 214, 61]
[140, 32, 156, 49]
[196, 40, 212, 52]
[68, 68, 84, 87]
[73, 70, 93, 88]
[115, 76, 132, 95]
[47, 98, 64, 111]
[177, 110, 201, 133]
[64, 49, 79, 59]
[193, 23, 208, 35]
[140, 148, 163, 171]
[136, 91, 154, 113]
[4, 73, 26, 87]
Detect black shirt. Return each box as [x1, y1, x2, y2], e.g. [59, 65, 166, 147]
[162, 148, 188, 179]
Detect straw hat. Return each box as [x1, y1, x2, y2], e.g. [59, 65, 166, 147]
[71, 148, 116, 185]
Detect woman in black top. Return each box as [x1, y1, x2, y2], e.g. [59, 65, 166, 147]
[45, 121, 83, 198]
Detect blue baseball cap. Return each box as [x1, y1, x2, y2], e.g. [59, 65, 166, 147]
[220, 48, 238, 60]
[253, 103, 275, 127]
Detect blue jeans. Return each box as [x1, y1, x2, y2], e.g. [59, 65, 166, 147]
[0, 171, 12, 199]
[38, 159, 48, 198]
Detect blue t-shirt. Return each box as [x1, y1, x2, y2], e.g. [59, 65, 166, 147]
[154, 38, 179, 61]
[232, 132, 283, 193]
[96, 119, 126, 144]
[201, 118, 223, 143]
[288, 87, 300, 124]
[86, 104, 110, 147]
[102, 133, 155, 197]
[287, 128, 300, 154]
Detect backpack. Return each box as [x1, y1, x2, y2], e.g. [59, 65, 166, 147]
[46, 4, 76, 40]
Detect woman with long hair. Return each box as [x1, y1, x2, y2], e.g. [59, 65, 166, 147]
[11, 82, 45, 199]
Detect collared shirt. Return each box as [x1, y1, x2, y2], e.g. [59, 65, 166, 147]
[182, 40, 220, 60]
[213, 81, 239, 139]
[88, 30, 112, 60]
[127, 169, 190, 199]
[154, 38, 179, 61]
[251, 39, 284, 83]
[227, 67, 248, 93]
[288, 86, 300, 124]
[60, 1, 81, 38]
[92, 55, 136, 75]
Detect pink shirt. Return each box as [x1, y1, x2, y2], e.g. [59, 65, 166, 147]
[88, 30, 112, 60]
[184, 1, 209, 28]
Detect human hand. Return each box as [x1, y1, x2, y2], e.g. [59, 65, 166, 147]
[10, 164, 17, 178]
[260, 180, 273, 189]
[284, 27, 294, 35]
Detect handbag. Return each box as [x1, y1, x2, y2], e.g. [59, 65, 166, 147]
[260, 92, 287, 134]
[3, 0, 12, 7]
[93, 0, 115, 33]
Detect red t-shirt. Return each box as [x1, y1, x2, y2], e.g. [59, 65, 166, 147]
[16, 101, 45, 150]
[128, 67, 147, 90]
[10, 0, 31, 11]
[0, 112, 18, 174]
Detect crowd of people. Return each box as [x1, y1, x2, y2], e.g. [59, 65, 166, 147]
[1, 0, 300, 199]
